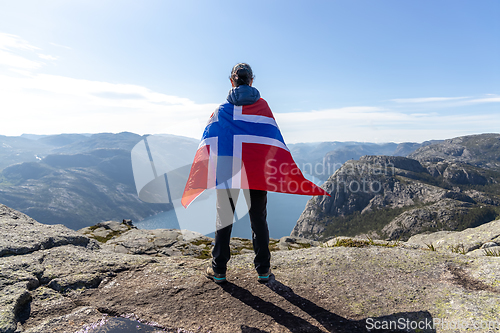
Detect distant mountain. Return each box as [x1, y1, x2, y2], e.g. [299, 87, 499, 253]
[292, 133, 500, 241]
[37, 134, 89, 147]
[392, 140, 441, 156]
[0, 135, 52, 170]
[288, 141, 437, 180]
[52, 132, 146, 154]
[20, 134, 51, 140]
[0, 132, 134, 171]
[408, 133, 500, 171]
[0, 133, 199, 230]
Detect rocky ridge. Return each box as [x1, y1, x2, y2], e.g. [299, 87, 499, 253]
[408, 133, 500, 171]
[292, 134, 500, 241]
[1, 204, 500, 333]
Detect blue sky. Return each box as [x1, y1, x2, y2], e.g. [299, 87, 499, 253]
[0, 0, 498, 143]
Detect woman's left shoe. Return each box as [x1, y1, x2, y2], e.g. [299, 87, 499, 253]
[257, 269, 272, 282]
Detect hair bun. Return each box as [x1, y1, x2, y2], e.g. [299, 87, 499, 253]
[230, 63, 254, 87]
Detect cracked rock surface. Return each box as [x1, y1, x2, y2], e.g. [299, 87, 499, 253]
[1, 204, 500, 333]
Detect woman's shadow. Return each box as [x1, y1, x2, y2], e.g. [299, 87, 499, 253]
[220, 275, 436, 333]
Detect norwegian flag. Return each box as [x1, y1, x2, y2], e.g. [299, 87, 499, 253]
[181, 98, 329, 208]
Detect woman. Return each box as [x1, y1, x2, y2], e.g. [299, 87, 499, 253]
[182, 63, 328, 283]
[206, 63, 272, 284]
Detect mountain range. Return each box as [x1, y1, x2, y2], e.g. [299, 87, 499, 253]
[2, 131, 498, 239]
[0, 132, 198, 229]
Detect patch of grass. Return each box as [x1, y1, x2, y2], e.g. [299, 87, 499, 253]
[0, 174, 16, 187]
[91, 231, 122, 243]
[378, 238, 402, 248]
[87, 222, 134, 243]
[453, 206, 500, 231]
[387, 236, 402, 248]
[88, 225, 100, 231]
[450, 243, 467, 255]
[190, 238, 213, 247]
[194, 249, 211, 260]
[232, 237, 250, 242]
[365, 235, 400, 247]
[330, 238, 369, 248]
[329, 236, 402, 249]
[425, 243, 436, 251]
[484, 248, 500, 257]
[269, 239, 280, 252]
[368, 236, 397, 247]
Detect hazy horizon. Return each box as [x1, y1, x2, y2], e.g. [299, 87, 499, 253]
[9, 131, 499, 146]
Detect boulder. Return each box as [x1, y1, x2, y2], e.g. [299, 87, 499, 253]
[0, 204, 98, 257]
[381, 199, 474, 240]
[278, 236, 319, 250]
[0, 205, 154, 333]
[407, 219, 500, 254]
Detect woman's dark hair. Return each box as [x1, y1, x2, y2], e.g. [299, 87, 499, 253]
[230, 63, 254, 86]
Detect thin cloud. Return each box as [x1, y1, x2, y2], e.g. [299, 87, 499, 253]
[49, 42, 73, 50]
[390, 97, 469, 103]
[0, 72, 217, 138]
[38, 53, 58, 61]
[0, 50, 41, 69]
[274, 106, 500, 143]
[459, 97, 500, 105]
[276, 107, 403, 123]
[92, 91, 146, 100]
[0, 33, 39, 51]
[0, 32, 43, 69]
[0, 32, 212, 138]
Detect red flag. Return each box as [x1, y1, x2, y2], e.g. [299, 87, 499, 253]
[182, 99, 329, 208]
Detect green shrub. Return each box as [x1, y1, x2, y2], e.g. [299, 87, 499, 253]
[454, 206, 500, 231]
[320, 206, 413, 241]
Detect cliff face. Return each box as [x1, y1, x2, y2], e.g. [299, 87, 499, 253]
[292, 134, 500, 241]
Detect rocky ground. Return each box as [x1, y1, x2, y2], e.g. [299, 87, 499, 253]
[1, 204, 500, 333]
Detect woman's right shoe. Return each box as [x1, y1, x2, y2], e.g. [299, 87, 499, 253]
[206, 266, 227, 284]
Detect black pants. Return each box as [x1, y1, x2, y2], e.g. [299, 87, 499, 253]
[212, 189, 271, 275]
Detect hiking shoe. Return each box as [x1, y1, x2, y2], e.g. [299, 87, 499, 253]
[257, 269, 272, 282]
[206, 266, 226, 284]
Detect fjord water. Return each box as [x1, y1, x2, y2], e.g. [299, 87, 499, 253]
[135, 188, 315, 239]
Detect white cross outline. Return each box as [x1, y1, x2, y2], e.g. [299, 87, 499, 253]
[232, 105, 289, 188]
[233, 105, 279, 126]
[198, 104, 289, 190]
[232, 135, 290, 188]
